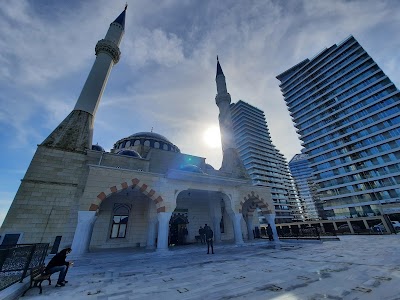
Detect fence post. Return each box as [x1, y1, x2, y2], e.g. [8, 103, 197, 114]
[20, 244, 36, 283]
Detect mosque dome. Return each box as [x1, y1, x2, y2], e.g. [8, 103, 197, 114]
[91, 144, 105, 152]
[179, 164, 205, 174]
[113, 131, 180, 153]
[117, 149, 142, 158]
[128, 132, 171, 144]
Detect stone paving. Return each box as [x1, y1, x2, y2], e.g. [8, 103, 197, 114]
[19, 235, 400, 300]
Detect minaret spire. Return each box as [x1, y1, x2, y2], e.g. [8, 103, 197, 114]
[41, 8, 127, 152]
[214, 57, 249, 179]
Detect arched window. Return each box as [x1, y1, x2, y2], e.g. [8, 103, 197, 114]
[144, 140, 150, 146]
[110, 204, 131, 239]
[125, 140, 131, 147]
[163, 144, 168, 150]
[154, 142, 160, 148]
[134, 140, 140, 146]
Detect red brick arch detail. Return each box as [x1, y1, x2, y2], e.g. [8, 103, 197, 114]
[240, 192, 271, 216]
[89, 177, 165, 212]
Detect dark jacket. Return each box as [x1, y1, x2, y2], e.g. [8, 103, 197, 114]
[205, 228, 214, 240]
[45, 249, 69, 271]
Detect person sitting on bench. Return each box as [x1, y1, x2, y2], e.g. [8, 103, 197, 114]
[43, 247, 73, 287]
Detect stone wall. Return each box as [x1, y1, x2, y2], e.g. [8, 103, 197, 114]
[0, 146, 88, 249]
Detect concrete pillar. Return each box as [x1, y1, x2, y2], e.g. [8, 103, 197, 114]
[157, 212, 172, 251]
[146, 216, 158, 249]
[265, 214, 279, 242]
[232, 213, 244, 245]
[346, 221, 355, 234]
[333, 222, 338, 230]
[319, 223, 326, 233]
[246, 217, 254, 240]
[363, 219, 370, 229]
[71, 211, 97, 256]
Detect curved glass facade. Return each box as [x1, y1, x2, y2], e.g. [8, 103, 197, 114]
[230, 100, 301, 223]
[277, 36, 400, 220]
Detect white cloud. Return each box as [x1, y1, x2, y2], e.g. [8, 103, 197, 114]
[1, 0, 400, 220]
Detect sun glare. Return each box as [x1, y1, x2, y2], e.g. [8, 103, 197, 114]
[203, 126, 221, 148]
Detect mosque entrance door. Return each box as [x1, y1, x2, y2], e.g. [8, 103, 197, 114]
[169, 213, 189, 246]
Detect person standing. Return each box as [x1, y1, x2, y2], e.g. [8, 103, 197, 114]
[266, 224, 274, 241]
[199, 226, 205, 244]
[44, 247, 73, 287]
[205, 227, 214, 254]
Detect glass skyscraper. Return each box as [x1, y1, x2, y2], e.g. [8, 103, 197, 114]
[230, 100, 301, 223]
[289, 152, 321, 220]
[277, 35, 400, 220]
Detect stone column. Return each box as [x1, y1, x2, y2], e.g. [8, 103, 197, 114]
[246, 217, 254, 240]
[265, 214, 279, 242]
[212, 216, 222, 243]
[208, 199, 222, 243]
[232, 213, 244, 245]
[157, 212, 172, 251]
[71, 211, 97, 256]
[146, 216, 158, 249]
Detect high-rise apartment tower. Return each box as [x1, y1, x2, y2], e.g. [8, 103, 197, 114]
[277, 36, 400, 220]
[230, 100, 300, 223]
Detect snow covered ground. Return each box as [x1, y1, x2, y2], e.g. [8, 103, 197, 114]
[20, 235, 400, 300]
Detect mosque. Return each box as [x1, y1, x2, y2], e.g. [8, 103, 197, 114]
[0, 7, 277, 254]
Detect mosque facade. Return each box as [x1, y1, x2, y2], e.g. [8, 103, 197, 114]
[0, 7, 277, 254]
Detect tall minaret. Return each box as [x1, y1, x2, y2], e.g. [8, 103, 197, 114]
[42, 6, 127, 152]
[215, 57, 249, 179]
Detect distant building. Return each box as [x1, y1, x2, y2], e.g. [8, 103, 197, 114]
[230, 100, 301, 223]
[289, 152, 320, 220]
[277, 35, 400, 220]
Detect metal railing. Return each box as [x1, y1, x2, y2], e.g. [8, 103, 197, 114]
[0, 243, 49, 291]
[277, 227, 337, 239]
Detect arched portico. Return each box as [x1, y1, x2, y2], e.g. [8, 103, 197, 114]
[71, 172, 172, 255]
[240, 190, 279, 242]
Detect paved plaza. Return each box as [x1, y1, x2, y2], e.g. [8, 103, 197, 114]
[20, 236, 400, 300]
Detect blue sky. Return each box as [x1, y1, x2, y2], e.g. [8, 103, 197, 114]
[1, 0, 400, 226]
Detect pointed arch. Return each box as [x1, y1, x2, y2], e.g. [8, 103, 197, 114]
[89, 177, 165, 213]
[239, 191, 271, 217]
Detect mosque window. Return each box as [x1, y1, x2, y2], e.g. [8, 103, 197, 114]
[134, 140, 140, 146]
[144, 140, 150, 147]
[110, 204, 131, 239]
[154, 142, 160, 148]
[163, 144, 168, 150]
[118, 143, 123, 149]
[125, 140, 131, 147]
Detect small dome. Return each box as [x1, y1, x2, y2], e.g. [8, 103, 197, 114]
[92, 144, 105, 152]
[179, 164, 205, 174]
[117, 149, 142, 158]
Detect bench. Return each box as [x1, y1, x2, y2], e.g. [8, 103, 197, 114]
[21, 264, 51, 296]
